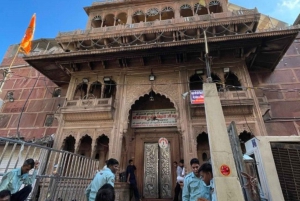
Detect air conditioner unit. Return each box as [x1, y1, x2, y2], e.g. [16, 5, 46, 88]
[245, 138, 271, 201]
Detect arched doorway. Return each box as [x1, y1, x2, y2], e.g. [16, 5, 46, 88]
[124, 91, 180, 200]
[196, 132, 210, 164]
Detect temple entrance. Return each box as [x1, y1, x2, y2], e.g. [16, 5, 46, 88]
[143, 143, 172, 199]
[123, 91, 181, 200]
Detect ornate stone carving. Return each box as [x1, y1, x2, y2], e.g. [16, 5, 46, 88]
[64, 112, 113, 121]
[193, 126, 207, 137]
[124, 74, 180, 122]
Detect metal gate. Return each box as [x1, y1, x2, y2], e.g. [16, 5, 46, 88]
[227, 121, 260, 201]
[0, 137, 98, 201]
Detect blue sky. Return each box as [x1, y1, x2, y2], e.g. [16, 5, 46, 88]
[0, 0, 299, 62]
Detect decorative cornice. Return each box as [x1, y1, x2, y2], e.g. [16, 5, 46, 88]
[63, 112, 113, 121]
[25, 28, 300, 61]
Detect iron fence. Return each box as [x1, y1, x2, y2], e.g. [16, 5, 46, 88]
[0, 137, 99, 201]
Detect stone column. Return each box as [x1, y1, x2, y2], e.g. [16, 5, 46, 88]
[203, 83, 244, 201]
[109, 73, 126, 162]
[179, 70, 197, 170]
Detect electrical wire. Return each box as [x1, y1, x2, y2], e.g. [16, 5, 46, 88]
[4, 72, 300, 94]
[16, 73, 40, 139]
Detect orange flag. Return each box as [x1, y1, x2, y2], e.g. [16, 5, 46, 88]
[20, 13, 36, 54]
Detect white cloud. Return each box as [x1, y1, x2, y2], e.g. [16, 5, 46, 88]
[279, 0, 300, 9]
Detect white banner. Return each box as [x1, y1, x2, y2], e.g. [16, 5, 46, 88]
[131, 109, 177, 128]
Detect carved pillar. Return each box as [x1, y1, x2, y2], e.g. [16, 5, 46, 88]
[179, 70, 196, 171]
[242, 64, 268, 136]
[66, 76, 77, 101]
[99, 146, 108, 168]
[101, 82, 105, 98]
[91, 139, 97, 159]
[109, 73, 126, 162]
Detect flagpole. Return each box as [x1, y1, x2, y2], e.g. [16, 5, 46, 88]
[0, 45, 21, 93]
[0, 13, 35, 93]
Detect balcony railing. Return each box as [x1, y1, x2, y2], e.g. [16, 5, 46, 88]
[57, 9, 259, 38]
[63, 97, 112, 107]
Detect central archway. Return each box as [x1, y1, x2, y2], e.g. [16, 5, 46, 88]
[121, 91, 182, 200]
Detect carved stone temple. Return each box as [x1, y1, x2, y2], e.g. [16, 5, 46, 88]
[1, 0, 300, 200]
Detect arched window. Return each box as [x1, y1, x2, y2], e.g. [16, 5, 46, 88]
[73, 83, 88, 100]
[194, 3, 208, 15]
[197, 132, 210, 164]
[89, 81, 102, 98]
[180, 4, 193, 17]
[91, 15, 102, 28]
[103, 14, 115, 27]
[116, 12, 127, 25]
[132, 10, 145, 23]
[190, 74, 203, 90]
[146, 8, 160, 22]
[209, 0, 223, 13]
[211, 73, 222, 91]
[62, 136, 76, 153]
[95, 135, 109, 168]
[78, 135, 92, 157]
[161, 7, 174, 20]
[103, 79, 116, 98]
[224, 72, 242, 91]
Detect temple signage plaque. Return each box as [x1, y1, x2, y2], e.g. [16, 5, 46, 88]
[131, 109, 177, 128]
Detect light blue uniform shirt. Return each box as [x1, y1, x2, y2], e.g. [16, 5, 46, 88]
[182, 172, 211, 201]
[0, 167, 37, 194]
[85, 168, 115, 201]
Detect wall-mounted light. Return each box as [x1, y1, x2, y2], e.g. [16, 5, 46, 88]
[223, 68, 230, 73]
[149, 69, 156, 81]
[195, 69, 204, 75]
[182, 92, 189, 99]
[103, 77, 111, 82]
[82, 78, 89, 83]
[7, 91, 14, 102]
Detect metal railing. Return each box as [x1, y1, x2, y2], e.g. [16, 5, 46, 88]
[0, 137, 99, 201]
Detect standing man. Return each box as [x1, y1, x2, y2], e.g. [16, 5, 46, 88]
[174, 159, 184, 201]
[86, 158, 119, 201]
[126, 159, 141, 201]
[0, 158, 39, 201]
[198, 163, 215, 201]
[182, 158, 205, 201]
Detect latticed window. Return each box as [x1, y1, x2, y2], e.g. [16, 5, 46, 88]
[147, 8, 159, 16]
[44, 114, 54, 127]
[209, 0, 220, 6]
[162, 7, 173, 12]
[93, 15, 102, 20]
[133, 10, 144, 16]
[180, 4, 192, 10]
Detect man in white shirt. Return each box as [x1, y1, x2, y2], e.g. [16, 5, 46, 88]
[173, 159, 184, 201]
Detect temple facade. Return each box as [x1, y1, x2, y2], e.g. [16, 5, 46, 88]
[1, 0, 300, 200]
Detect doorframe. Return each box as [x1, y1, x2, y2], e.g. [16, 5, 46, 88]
[134, 130, 181, 199]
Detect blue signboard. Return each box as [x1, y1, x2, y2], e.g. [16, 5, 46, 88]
[190, 90, 204, 104]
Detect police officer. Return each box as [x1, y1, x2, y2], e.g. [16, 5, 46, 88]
[85, 158, 119, 201]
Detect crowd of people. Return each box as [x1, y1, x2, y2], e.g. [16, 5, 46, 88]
[0, 157, 214, 201]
